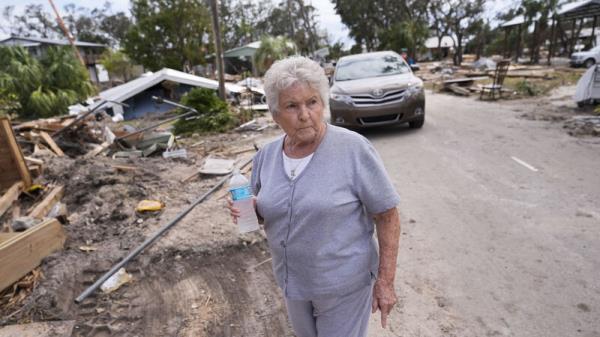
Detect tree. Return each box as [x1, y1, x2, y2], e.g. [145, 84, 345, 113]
[2, 3, 131, 48]
[0, 46, 94, 119]
[124, 0, 213, 71]
[444, 0, 485, 65]
[12, 4, 59, 38]
[521, 0, 560, 64]
[100, 50, 136, 82]
[253, 35, 297, 74]
[332, 0, 429, 56]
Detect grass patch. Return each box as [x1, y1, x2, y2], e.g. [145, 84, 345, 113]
[503, 70, 582, 98]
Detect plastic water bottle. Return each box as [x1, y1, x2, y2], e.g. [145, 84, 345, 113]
[229, 169, 259, 233]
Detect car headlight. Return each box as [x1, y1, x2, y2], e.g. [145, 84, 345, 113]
[330, 93, 353, 105]
[406, 82, 423, 96]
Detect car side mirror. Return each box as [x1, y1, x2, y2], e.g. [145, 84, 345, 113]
[410, 64, 420, 72]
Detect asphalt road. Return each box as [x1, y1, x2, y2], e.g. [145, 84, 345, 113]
[361, 92, 600, 337]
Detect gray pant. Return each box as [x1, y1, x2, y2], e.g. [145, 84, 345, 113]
[285, 282, 374, 337]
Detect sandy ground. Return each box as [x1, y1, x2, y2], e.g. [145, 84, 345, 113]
[1, 86, 599, 337]
[365, 88, 600, 337]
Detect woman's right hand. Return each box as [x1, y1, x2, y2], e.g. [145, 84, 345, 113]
[226, 196, 258, 224]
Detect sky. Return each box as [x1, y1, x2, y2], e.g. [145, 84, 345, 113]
[0, 0, 520, 48]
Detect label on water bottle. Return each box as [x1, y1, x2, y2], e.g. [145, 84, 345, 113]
[230, 185, 252, 201]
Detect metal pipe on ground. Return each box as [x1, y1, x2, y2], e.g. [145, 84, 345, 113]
[74, 155, 255, 304]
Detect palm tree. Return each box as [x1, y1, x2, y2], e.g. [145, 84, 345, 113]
[253, 35, 297, 75]
[0, 46, 95, 119]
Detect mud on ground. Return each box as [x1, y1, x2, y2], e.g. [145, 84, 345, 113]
[0, 128, 293, 336]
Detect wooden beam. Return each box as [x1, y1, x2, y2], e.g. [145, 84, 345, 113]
[24, 156, 44, 166]
[84, 141, 111, 158]
[0, 218, 66, 292]
[28, 185, 65, 219]
[0, 233, 18, 244]
[0, 181, 23, 218]
[39, 131, 65, 157]
[0, 117, 32, 189]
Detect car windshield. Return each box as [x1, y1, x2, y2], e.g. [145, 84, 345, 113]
[335, 54, 410, 81]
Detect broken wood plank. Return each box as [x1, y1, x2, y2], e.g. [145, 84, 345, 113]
[0, 233, 18, 244]
[28, 164, 43, 178]
[84, 141, 111, 158]
[0, 182, 23, 219]
[28, 186, 65, 219]
[0, 218, 66, 292]
[39, 131, 65, 157]
[0, 118, 32, 190]
[24, 156, 44, 166]
[0, 320, 75, 337]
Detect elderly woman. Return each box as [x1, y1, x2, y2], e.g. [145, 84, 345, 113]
[230, 56, 400, 337]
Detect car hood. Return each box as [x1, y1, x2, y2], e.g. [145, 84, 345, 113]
[572, 51, 593, 58]
[331, 73, 420, 95]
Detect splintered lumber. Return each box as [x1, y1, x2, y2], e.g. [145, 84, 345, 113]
[24, 156, 44, 166]
[0, 182, 23, 218]
[84, 141, 111, 158]
[39, 131, 65, 157]
[28, 185, 65, 219]
[0, 118, 32, 190]
[0, 218, 66, 292]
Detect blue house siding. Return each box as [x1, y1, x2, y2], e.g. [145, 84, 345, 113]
[121, 83, 196, 120]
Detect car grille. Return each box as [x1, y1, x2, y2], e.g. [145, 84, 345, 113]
[350, 89, 406, 106]
[358, 113, 404, 125]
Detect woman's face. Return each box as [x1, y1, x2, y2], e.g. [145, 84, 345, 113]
[274, 82, 325, 146]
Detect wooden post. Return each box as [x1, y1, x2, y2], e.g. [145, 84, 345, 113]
[48, 0, 85, 67]
[209, 0, 226, 100]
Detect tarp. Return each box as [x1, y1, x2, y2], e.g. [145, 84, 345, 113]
[574, 64, 600, 103]
[472, 58, 497, 70]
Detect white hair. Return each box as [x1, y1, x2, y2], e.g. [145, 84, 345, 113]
[263, 56, 330, 116]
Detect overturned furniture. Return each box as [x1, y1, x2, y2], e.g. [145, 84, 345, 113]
[480, 60, 510, 100]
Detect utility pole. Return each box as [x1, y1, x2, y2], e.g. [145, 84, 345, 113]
[209, 0, 226, 100]
[48, 0, 85, 66]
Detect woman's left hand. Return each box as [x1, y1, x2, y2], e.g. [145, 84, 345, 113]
[372, 278, 397, 328]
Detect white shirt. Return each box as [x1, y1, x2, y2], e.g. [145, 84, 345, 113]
[282, 151, 314, 180]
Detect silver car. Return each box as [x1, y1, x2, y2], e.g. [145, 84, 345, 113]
[329, 51, 425, 129]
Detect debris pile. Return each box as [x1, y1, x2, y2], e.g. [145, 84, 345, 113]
[0, 107, 286, 335]
[564, 116, 600, 136]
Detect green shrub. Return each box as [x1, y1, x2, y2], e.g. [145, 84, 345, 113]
[515, 80, 541, 96]
[173, 88, 235, 135]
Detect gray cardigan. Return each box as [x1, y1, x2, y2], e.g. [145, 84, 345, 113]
[251, 124, 400, 300]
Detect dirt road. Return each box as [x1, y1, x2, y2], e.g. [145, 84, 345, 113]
[366, 91, 600, 337]
[3, 90, 599, 337]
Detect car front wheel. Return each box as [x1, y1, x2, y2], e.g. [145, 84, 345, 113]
[408, 116, 425, 129]
[585, 58, 596, 68]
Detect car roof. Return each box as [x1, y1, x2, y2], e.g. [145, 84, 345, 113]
[338, 51, 401, 63]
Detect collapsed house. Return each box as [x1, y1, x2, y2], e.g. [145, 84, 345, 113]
[76, 68, 264, 121]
